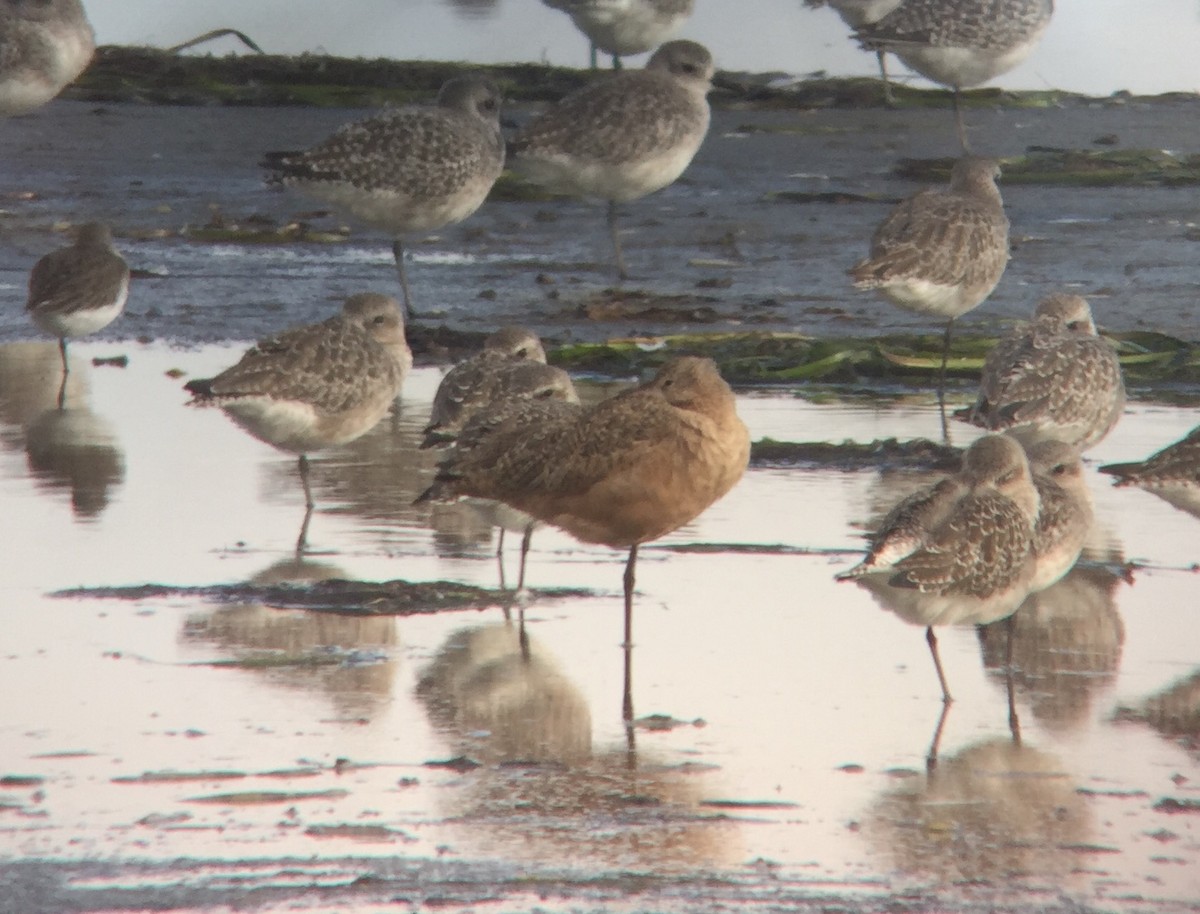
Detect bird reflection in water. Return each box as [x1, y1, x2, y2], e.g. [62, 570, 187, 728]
[1100, 423, 1200, 521]
[416, 620, 737, 872]
[180, 556, 399, 720]
[1115, 667, 1200, 753]
[0, 341, 125, 520]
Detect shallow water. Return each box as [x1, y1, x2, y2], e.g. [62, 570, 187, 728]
[0, 341, 1197, 911]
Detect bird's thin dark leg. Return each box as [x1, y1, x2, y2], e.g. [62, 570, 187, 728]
[926, 699, 952, 773]
[517, 522, 534, 592]
[938, 319, 954, 444]
[57, 338, 69, 376]
[392, 237, 415, 321]
[926, 625, 953, 704]
[496, 526, 508, 594]
[953, 87, 970, 153]
[622, 544, 638, 724]
[607, 200, 628, 281]
[878, 51, 895, 106]
[1005, 614, 1022, 747]
[296, 455, 314, 555]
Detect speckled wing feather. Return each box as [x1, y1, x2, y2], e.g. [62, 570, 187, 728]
[1032, 475, 1085, 556]
[971, 327, 1123, 431]
[27, 245, 128, 316]
[837, 475, 965, 578]
[1101, 425, 1200, 486]
[850, 189, 1008, 289]
[513, 71, 702, 166]
[861, 0, 1051, 51]
[200, 315, 401, 413]
[265, 106, 503, 200]
[888, 491, 1032, 596]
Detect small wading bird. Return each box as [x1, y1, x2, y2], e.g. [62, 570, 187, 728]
[510, 39, 713, 281]
[26, 222, 130, 379]
[803, 0, 905, 103]
[184, 293, 411, 553]
[849, 155, 1009, 431]
[422, 326, 580, 591]
[958, 293, 1126, 451]
[837, 434, 1041, 704]
[541, 0, 695, 69]
[417, 355, 750, 722]
[855, 0, 1055, 150]
[0, 0, 95, 116]
[262, 75, 505, 321]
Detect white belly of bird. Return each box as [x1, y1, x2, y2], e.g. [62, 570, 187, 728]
[30, 279, 129, 340]
[577, 2, 686, 56]
[878, 277, 975, 319]
[520, 141, 701, 203]
[897, 34, 1044, 89]
[302, 175, 495, 236]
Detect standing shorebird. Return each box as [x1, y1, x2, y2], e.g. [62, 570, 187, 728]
[1100, 425, 1200, 520]
[855, 0, 1055, 150]
[837, 434, 1041, 703]
[184, 293, 411, 553]
[803, 0, 905, 103]
[417, 356, 750, 720]
[422, 326, 580, 591]
[26, 222, 130, 378]
[541, 0, 695, 69]
[850, 155, 1009, 415]
[0, 0, 94, 116]
[262, 75, 505, 321]
[959, 293, 1126, 451]
[1024, 439, 1092, 594]
[510, 39, 713, 280]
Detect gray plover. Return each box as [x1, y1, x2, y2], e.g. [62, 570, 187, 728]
[26, 222, 130, 375]
[850, 155, 1009, 394]
[418, 356, 750, 719]
[542, 0, 695, 69]
[838, 433, 1040, 702]
[422, 326, 580, 591]
[1100, 425, 1200, 519]
[856, 0, 1055, 150]
[262, 75, 505, 320]
[0, 0, 94, 116]
[510, 39, 713, 280]
[1025, 439, 1092, 594]
[959, 293, 1125, 451]
[185, 293, 410, 550]
[804, 0, 905, 102]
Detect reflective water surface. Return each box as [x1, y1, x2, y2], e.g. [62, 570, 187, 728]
[0, 342, 1198, 911]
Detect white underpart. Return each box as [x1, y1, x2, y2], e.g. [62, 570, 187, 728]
[29, 274, 129, 340]
[518, 133, 705, 203]
[896, 30, 1047, 88]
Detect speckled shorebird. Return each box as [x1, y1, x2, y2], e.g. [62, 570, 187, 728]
[855, 0, 1054, 150]
[262, 75, 505, 320]
[0, 0, 94, 116]
[1025, 439, 1092, 594]
[837, 433, 1040, 702]
[1100, 425, 1200, 520]
[542, 0, 695, 69]
[959, 294, 1125, 451]
[850, 155, 1009, 398]
[422, 326, 580, 591]
[422, 326, 577, 446]
[510, 39, 713, 280]
[804, 0, 905, 102]
[417, 356, 750, 719]
[26, 222, 130, 376]
[185, 293, 411, 551]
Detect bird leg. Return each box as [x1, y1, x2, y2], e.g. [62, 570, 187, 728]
[926, 625, 953, 704]
[953, 88, 971, 153]
[937, 319, 954, 445]
[496, 526, 508, 594]
[622, 544, 638, 724]
[296, 455, 315, 555]
[1005, 614, 1022, 747]
[517, 522, 534, 593]
[57, 338, 70, 377]
[925, 699, 952, 773]
[877, 51, 895, 107]
[607, 200, 629, 281]
[391, 237, 416, 321]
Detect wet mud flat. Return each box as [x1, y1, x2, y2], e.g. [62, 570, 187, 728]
[1, 53, 1200, 914]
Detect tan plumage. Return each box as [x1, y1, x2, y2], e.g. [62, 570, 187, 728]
[1025, 439, 1092, 593]
[1100, 425, 1200, 520]
[960, 293, 1125, 450]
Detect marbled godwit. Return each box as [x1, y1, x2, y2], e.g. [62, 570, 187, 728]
[417, 356, 750, 719]
[849, 155, 1009, 409]
[960, 293, 1125, 451]
[510, 40, 712, 280]
[262, 75, 504, 320]
[184, 293, 410, 551]
[26, 222, 129, 377]
[838, 433, 1040, 702]
[541, 0, 695, 69]
[856, 0, 1054, 150]
[0, 0, 94, 116]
